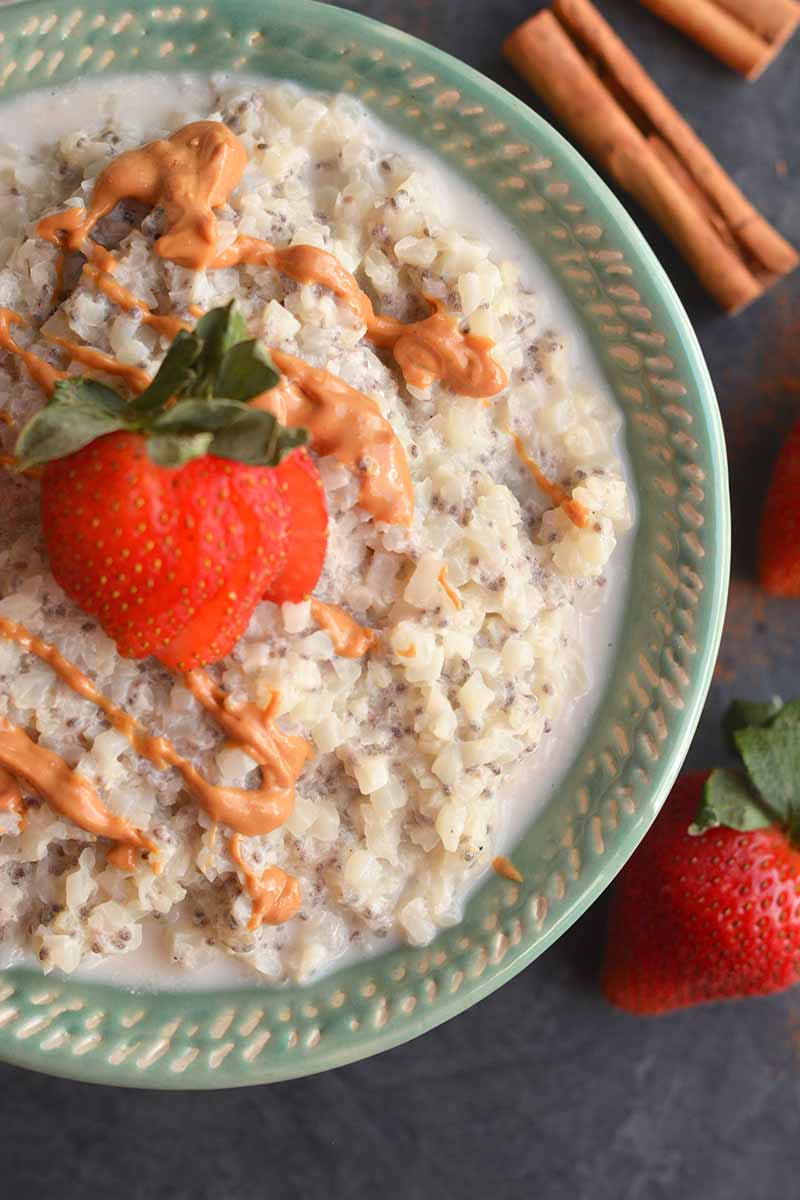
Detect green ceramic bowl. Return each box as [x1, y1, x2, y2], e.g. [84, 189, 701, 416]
[0, 0, 729, 1088]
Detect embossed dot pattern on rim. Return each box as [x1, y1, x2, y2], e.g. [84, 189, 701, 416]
[0, 0, 729, 1088]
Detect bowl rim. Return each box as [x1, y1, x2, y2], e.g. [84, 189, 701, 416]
[0, 0, 730, 1088]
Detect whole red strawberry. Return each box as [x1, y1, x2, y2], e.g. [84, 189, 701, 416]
[603, 700, 800, 1015]
[760, 418, 800, 596]
[16, 303, 327, 669]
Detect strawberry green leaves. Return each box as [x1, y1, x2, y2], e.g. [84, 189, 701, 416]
[193, 302, 249, 386]
[133, 300, 280, 412]
[734, 721, 800, 841]
[151, 397, 256, 433]
[723, 697, 783, 751]
[147, 397, 307, 467]
[691, 769, 773, 835]
[203, 408, 308, 466]
[693, 696, 800, 844]
[130, 330, 201, 415]
[146, 431, 215, 467]
[14, 302, 304, 471]
[15, 378, 130, 470]
[215, 339, 281, 404]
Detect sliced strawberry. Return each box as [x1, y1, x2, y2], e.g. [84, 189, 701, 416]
[263, 447, 328, 605]
[19, 302, 328, 669]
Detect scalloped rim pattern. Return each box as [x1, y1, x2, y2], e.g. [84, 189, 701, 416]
[0, 0, 729, 1088]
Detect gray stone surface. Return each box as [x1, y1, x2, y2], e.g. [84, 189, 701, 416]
[1, 2, 800, 1196]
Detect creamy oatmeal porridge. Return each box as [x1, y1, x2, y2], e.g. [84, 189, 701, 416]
[0, 74, 633, 984]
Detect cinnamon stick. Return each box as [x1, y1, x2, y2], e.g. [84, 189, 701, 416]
[502, 0, 798, 313]
[638, 0, 800, 80]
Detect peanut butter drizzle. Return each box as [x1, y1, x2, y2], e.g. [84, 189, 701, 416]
[0, 308, 67, 396]
[83, 240, 119, 275]
[509, 430, 589, 528]
[107, 844, 139, 872]
[0, 765, 25, 828]
[309, 599, 378, 658]
[44, 225, 119, 303]
[438, 565, 463, 611]
[0, 619, 309, 846]
[258, 353, 413, 527]
[47, 335, 151, 394]
[37, 122, 248, 271]
[0, 617, 160, 858]
[37, 121, 505, 399]
[228, 833, 301, 928]
[38, 272, 408, 525]
[0, 617, 168, 762]
[182, 669, 311, 836]
[492, 855, 523, 883]
[401, 318, 503, 397]
[0, 410, 13, 427]
[0, 716, 154, 858]
[83, 263, 189, 340]
[214, 239, 506, 399]
[0, 309, 152, 401]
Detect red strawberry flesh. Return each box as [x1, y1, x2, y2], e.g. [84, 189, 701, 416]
[263, 447, 328, 605]
[41, 431, 291, 670]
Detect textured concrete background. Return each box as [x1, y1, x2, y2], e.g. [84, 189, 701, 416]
[1, 2, 800, 1197]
